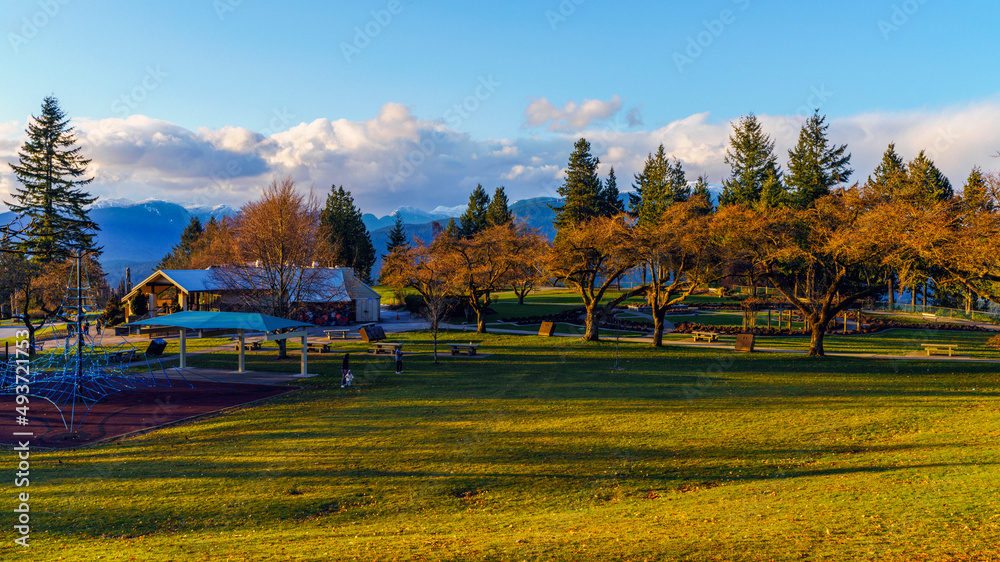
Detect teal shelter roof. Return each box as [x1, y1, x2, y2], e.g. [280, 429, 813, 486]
[127, 311, 312, 332]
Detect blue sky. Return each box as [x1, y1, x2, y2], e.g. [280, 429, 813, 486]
[2, 0, 999, 215]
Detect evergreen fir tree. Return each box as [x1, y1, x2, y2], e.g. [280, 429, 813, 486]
[485, 186, 513, 227]
[551, 138, 603, 230]
[963, 166, 993, 213]
[690, 175, 714, 214]
[157, 216, 204, 269]
[720, 113, 782, 207]
[6, 96, 99, 262]
[629, 145, 688, 226]
[600, 167, 625, 216]
[863, 143, 907, 202]
[385, 214, 409, 254]
[320, 185, 377, 283]
[903, 151, 953, 204]
[691, 175, 711, 201]
[444, 217, 460, 237]
[758, 168, 791, 209]
[785, 112, 852, 208]
[459, 184, 490, 237]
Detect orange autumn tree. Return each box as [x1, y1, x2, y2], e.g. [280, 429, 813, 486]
[714, 190, 897, 356]
[381, 236, 451, 362]
[210, 178, 322, 359]
[548, 215, 642, 341]
[441, 223, 548, 333]
[888, 174, 1000, 305]
[634, 198, 720, 346]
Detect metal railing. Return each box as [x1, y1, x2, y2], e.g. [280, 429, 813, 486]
[863, 302, 1000, 324]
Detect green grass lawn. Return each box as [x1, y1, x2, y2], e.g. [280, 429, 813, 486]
[7, 330, 1000, 560]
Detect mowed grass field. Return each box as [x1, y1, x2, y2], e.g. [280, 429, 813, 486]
[6, 329, 1000, 561]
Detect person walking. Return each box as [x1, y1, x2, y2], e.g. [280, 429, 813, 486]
[341, 353, 350, 388]
[394, 346, 403, 374]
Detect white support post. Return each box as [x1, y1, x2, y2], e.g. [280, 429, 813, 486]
[179, 329, 186, 369]
[238, 331, 246, 373]
[301, 334, 308, 376]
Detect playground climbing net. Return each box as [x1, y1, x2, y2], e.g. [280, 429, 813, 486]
[0, 255, 190, 431]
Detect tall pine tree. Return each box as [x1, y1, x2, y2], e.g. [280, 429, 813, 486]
[785, 112, 852, 208]
[385, 214, 409, 254]
[459, 184, 490, 237]
[600, 167, 625, 216]
[551, 138, 603, 230]
[158, 216, 204, 269]
[629, 145, 688, 226]
[720, 114, 782, 207]
[903, 151, 952, 204]
[320, 185, 377, 283]
[758, 168, 790, 209]
[486, 186, 513, 227]
[963, 166, 993, 213]
[7, 96, 99, 262]
[863, 143, 907, 202]
[689, 175, 714, 214]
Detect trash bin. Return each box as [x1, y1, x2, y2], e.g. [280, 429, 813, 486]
[146, 339, 167, 357]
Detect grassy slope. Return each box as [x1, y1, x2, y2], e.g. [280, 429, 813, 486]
[7, 330, 1000, 561]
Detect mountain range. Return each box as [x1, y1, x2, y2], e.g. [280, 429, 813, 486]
[0, 197, 560, 284]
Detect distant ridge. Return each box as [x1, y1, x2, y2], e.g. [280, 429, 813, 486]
[0, 196, 565, 283]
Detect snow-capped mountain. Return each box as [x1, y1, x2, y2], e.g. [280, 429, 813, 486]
[2, 196, 561, 283]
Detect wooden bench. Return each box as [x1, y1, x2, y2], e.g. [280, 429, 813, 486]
[691, 331, 718, 342]
[306, 342, 331, 354]
[449, 343, 478, 356]
[325, 329, 350, 340]
[921, 343, 956, 357]
[369, 342, 402, 355]
[921, 313, 938, 321]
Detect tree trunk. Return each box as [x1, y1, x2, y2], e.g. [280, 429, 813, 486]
[517, 292, 525, 306]
[651, 306, 666, 347]
[887, 277, 895, 307]
[583, 304, 600, 342]
[277, 338, 287, 360]
[807, 323, 826, 356]
[476, 313, 486, 334]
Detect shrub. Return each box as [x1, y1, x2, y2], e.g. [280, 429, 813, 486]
[988, 335, 1000, 350]
[403, 294, 425, 314]
[129, 296, 148, 316]
[100, 298, 127, 327]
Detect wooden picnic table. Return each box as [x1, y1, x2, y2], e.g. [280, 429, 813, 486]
[921, 343, 956, 356]
[691, 331, 718, 342]
[325, 329, 350, 340]
[369, 342, 402, 355]
[449, 343, 478, 356]
[233, 341, 263, 351]
[306, 341, 332, 354]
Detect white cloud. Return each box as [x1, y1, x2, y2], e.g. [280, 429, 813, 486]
[524, 95, 624, 132]
[3, 100, 1000, 215]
